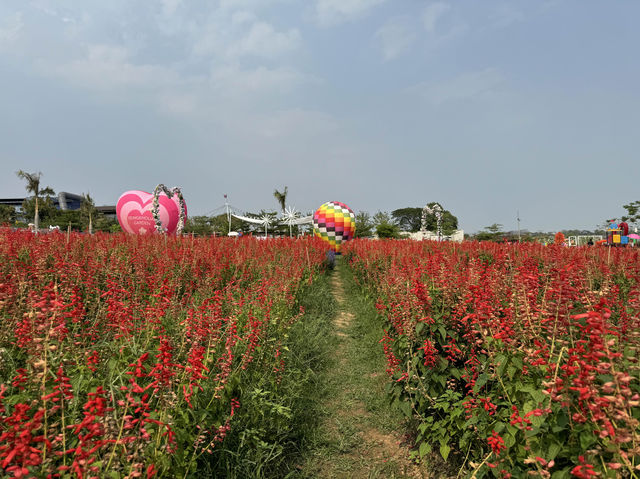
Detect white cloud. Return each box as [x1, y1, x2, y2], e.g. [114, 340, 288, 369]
[42, 43, 179, 90]
[375, 18, 415, 61]
[422, 2, 450, 33]
[0, 12, 23, 45]
[218, 0, 288, 11]
[4, 3, 315, 121]
[315, 0, 386, 27]
[230, 22, 300, 58]
[158, 92, 197, 115]
[256, 108, 338, 140]
[161, 0, 182, 17]
[210, 64, 307, 94]
[231, 10, 256, 26]
[193, 15, 300, 60]
[489, 4, 525, 28]
[411, 68, 505, 105]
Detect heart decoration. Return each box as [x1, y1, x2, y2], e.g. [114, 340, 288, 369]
[116, 186, 187, 235]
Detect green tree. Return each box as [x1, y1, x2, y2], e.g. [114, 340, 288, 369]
[475, 223, 504, 242]
[372, 211, 392, 226]
[391, 207, 423, 232]
[621, 200, 640, 228]
[373, 211, 400, 239]
[16, 170, 55, 232]
[79, 193, 96, 234]
[21, 195, 57, 227]
[93, 213, 120, 233]
[183, 216, 214, 236]
[421, 202, 459, 236]
[273, 186, 288, 214]
[209, 213, 247, 235]
[392, 205, 459, 235]
[354, 211, 374, 238]
[376, 223, 400, 238]
[0, 205, 16, 225]
[52, 210, 82, 231]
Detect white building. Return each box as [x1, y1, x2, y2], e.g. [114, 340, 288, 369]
[405, 229, 464, 242]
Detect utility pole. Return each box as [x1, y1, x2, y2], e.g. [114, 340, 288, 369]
[517, 210, 521, 243]
[225, 194, 231, 235]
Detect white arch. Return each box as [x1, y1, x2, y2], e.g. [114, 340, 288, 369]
[152, 184, 186, 235]
[421, 203, 444, 240]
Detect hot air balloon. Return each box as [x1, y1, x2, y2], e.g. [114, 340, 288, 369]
[313, 201, 356, 253]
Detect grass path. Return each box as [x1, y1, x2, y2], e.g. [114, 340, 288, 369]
[297, 259, 426, 478]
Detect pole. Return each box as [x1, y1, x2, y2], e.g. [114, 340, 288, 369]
[225, 194, 231, 235]
[517, 210, 521, 243]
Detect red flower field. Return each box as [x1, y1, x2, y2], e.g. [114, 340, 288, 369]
[2, 230, 639, 477]
[344, 239, 640, 477]
[0, 231, 326, 478]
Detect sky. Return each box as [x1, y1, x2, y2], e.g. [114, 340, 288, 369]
[1, 0, 639, 233]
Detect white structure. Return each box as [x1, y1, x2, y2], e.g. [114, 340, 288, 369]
[422, 203, 444, 238]
[407, 230, 464, 242]
[567, 235, 603, 246]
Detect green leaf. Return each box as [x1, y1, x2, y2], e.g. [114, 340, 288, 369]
[530, 415, 545, 428]
[580, 433, 596, 450]
[547, 442, 562, 460]
[419, 441, 432, 458]
[399, 400, 412, 417]
[474, 373, 489, 393]
[439, 443, 451, 461]
[551, 468, 571, 479]
[493, 422, 506, 433]
[438, 326, 447, 342]
[495, 353, 507, 376]
[529, 389, 546, 404]
[504, 433, 516, 448]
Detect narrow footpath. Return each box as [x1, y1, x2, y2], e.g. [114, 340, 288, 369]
[299, 260, 426, 479]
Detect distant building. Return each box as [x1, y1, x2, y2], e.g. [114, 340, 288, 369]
[0, 192, 116, 219]
[406, 229, 465, 242]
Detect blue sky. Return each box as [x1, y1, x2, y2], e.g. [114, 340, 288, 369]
[1, 0, 638, 232]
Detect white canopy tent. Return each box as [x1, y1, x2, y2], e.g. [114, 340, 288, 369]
[231, 211, 313, 237]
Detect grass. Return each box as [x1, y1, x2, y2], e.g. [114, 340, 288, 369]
[294, 258, 423, 479]
[206, 258, 426, 478]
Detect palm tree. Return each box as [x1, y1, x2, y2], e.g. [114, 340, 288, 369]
[15, 170, 54, 233]
[273, 186, 288, 214]
[80, 193, 96, 234]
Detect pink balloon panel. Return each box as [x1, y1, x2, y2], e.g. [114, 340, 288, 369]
[116, 190, 187, 235]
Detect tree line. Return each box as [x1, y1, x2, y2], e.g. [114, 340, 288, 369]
[1, 171, 119, 232]
[354, 203, 459, 239]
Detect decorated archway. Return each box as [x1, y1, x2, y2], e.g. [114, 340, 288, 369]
[421, 203, 444, 240]
[152, 184, 186, 235]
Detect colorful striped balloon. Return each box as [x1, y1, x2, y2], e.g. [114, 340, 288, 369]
[313, 201, 356, 253]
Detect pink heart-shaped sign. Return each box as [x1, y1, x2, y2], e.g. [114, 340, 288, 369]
[116, 190, 187, 235]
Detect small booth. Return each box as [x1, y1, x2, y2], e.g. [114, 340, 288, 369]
[605, 222, 630, 246]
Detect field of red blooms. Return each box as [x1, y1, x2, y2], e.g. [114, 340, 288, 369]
[344, 240, 640, 478]
[0, 230, 327, 478]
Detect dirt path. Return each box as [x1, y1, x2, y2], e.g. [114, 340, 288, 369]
[301, 266, 426, 478]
